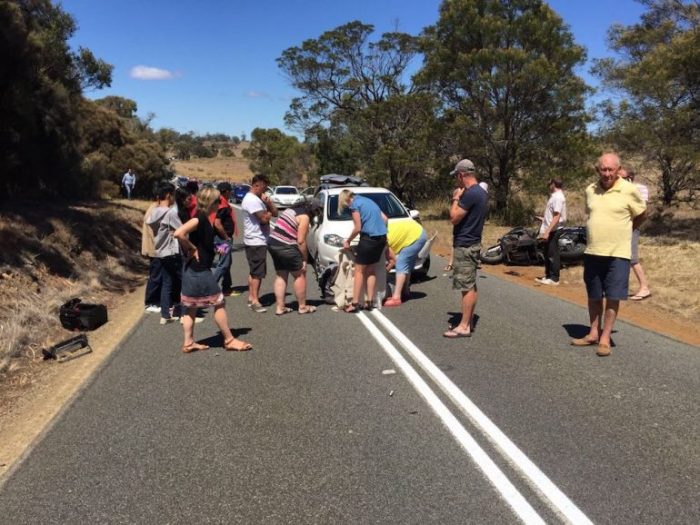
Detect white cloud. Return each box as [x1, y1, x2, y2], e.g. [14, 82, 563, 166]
[130, 65, 176, 80]
[247, 90, 270, 98]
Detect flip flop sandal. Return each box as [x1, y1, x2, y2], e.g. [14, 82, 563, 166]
[570, 338, 598, 346]
[298, 305, 317, 314]
[443, 329, 471, 338]
[344, 303, 360, 313]
[444, 264, 453, 271]
[630, 293, 652, 301]
[182, 342, 210, 353]
[224, 338, 252, 352]
[275, 307, 294, 316]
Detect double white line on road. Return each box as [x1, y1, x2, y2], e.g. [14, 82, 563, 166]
[357, 310, 593, 525]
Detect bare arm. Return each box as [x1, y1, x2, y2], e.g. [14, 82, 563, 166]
[296, 214, 310, 263]
[632, 209, 647, 230]
[449, 187, 467, 225]
[343, 211, 362, 250]
[538, 212, 560, 240]
[174, 217, 200, 261]
[213, 217, 229, 240]
[385, 246, 397, 270]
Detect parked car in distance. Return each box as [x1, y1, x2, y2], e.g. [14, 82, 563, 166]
[232, 184, 251, 203]
[307, 186, 431, 285]
[269, 186, 303, 208]
[300, 186, 316, 203]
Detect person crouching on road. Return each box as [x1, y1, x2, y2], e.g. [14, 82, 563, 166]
[443, 159, 489, 339]
[174, 187, 252, 353]
[268, 200, 322, 315]
[146, 182, 183, 324]
[571, 153, 646, 357]
[383, 219, 428, 307]
[339, 189, 388, 313]
[535, 177, 567, 286]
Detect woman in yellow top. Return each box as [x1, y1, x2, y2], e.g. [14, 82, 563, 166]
[384, 219, 428, 307]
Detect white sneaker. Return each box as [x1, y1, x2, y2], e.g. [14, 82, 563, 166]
[541, 278, 560, 286]
[145, 305, 160, 313]
[160, 316, 179, 325]
[534, 277, 548, 284]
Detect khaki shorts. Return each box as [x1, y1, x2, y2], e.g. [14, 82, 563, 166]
[453, 244, 481, 291]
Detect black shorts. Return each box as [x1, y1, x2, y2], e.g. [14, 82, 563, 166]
[354, 234, 386, 265]
[245, 245, 267, 278]
[268, 239, 303, 272]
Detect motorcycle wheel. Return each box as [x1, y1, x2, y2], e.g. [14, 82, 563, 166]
[480, 245, 504, 264]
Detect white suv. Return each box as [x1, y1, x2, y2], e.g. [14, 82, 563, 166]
[307, 186, 431, 281]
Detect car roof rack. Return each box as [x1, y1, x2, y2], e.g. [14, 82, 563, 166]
[318, 174, 368, 187]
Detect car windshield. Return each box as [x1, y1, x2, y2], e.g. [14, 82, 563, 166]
[276, 187, 298, 195]
[327, 192, 408, 221]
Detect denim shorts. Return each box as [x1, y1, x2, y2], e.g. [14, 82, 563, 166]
[583, 255, 630, 301]
[395, 230, 428, 274]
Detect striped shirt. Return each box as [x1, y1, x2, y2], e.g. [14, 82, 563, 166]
[269, 207, 300, 245]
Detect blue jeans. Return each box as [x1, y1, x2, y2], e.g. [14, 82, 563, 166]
[212, 238, 233, 291]
[160, 255, 182, 318]
[145, 257, 162, 307]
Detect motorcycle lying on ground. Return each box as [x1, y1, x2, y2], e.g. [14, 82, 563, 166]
[480, 226, 587, 266]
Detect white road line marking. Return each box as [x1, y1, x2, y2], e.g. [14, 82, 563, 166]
[356, 312, 546, 525]
[370, 310, 594, 525]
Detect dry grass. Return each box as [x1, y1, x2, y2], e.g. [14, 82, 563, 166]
[171, 141, 253, 184]
[0, 200, 147, 385]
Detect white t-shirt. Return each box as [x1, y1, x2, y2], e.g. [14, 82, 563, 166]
[241, 192, 269, 246]
[539, 189, 566, 235]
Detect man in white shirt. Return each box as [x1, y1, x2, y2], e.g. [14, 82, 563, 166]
[535, 178, 567, 286]
[241, 174, 277, 312]
[122, 168, 136, 199]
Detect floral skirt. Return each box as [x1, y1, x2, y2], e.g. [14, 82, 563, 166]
[181, 267, 224, 309]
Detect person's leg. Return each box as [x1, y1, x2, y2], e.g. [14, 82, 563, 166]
[221, 245, 233, 292]
[585, 299, 603, 342]
[274, 271, 289, 313]
[181, 307, 198, 348]
[631, 263, 651, 297]
[215, 304, 251, 350]
[455, 286, 478, 333]
[392, 272, 408, 301]
[365, 264, 377, 307]
[352, 263, 365, 305]
[145, 257, 162, 307]
[213, 239, 232, 290]
[159, 258, 173, 320]
[599, 299, 619, 347]
[547, 230, 562, 282]
[291, 269, 307, 309]
[248, 275, 261, 304]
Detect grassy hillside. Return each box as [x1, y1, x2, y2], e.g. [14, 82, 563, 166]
[171, 141, 254, 183]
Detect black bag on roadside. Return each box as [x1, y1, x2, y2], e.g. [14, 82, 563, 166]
[59, 298, 108, 331]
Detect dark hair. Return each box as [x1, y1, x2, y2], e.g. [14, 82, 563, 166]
[549, 177, 564, 189]
[175, 187, 191, 223]
[185, 180, 199, 194]
[155, 182, 175, 200]
[251, 174, 270, 185]
[296, 199, 322, 219]
[217, 181, 232, 193]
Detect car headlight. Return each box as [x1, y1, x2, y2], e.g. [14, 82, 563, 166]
[323, 234, 345, 247]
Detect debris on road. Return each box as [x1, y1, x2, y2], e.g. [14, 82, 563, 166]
[382, 368, 396, 375]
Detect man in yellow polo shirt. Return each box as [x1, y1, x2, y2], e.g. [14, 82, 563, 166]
[572, 153, 647, 356]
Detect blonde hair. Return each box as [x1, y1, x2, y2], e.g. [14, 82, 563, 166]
[196, 187, 220, 214]
[338, 189, 355, 214]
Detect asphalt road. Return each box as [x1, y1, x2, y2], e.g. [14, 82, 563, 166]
[1, 234, 698, 523]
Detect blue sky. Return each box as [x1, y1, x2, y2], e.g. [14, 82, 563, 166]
[62, 0, 646, 137]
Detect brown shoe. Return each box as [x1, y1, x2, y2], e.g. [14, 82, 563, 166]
[571, 337, 598, 346]
[596, 343, 611, 357]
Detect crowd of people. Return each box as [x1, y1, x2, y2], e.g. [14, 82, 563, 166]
[140, 151, 648, 357]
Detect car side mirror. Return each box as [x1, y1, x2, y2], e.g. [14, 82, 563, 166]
[409, 210, 420, 220]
